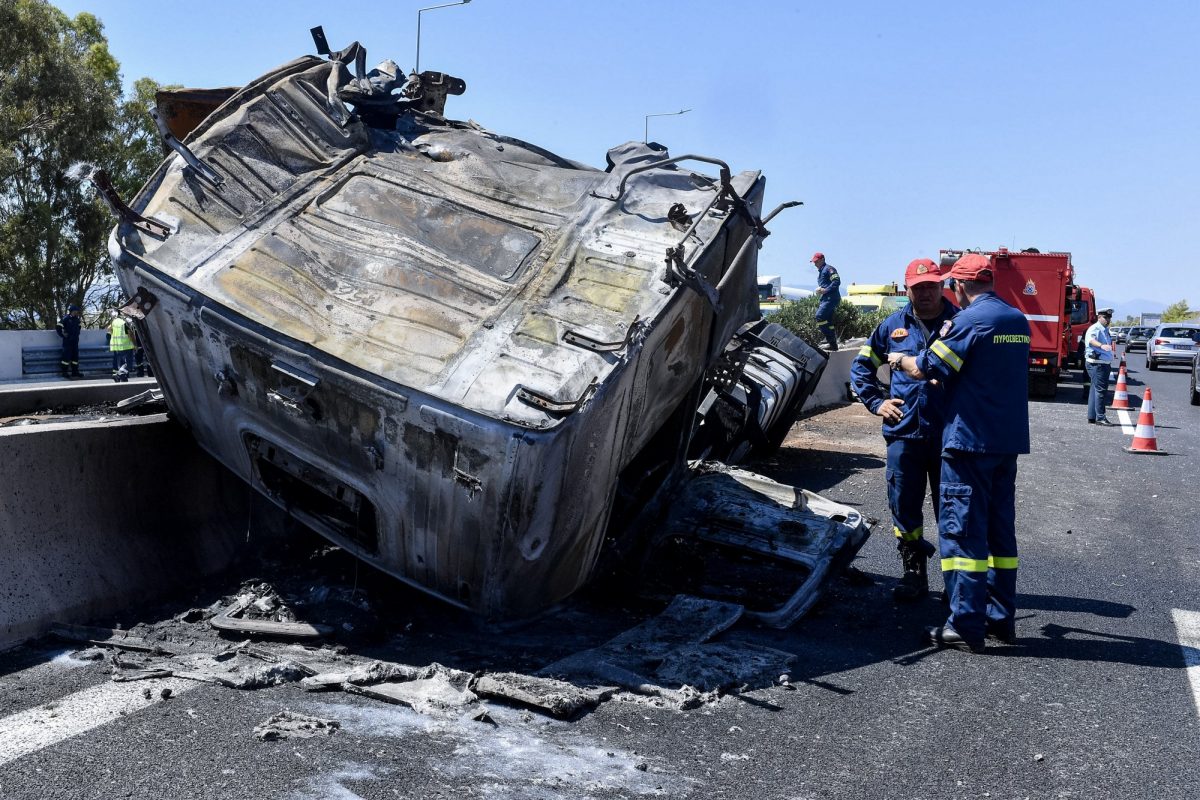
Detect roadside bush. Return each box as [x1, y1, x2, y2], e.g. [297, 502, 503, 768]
[772, 297, 890, 347]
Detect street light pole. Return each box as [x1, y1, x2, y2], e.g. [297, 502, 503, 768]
[415, 0, 472, 74]
[644, 108, 692, 144]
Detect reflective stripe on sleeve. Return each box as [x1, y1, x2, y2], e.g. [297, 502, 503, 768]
[894, 526, 924, 542]
[941, 556, 989, 572]
[988, 555, 1018, 569]
[930, 340, 963, 372]
[858, 345, 882, 367]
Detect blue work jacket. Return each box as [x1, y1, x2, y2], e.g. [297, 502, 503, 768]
[816, 264, 841, 306]
[916, 291, 1031, 455]
[851, 300, 958, 441]
[57, 314, 81, 341]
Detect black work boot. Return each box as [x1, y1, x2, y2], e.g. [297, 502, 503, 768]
[893, 539, 934, 602]
[925, 624, 985, 654]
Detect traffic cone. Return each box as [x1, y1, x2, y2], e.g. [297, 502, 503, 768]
[1111, 361, 1131, 409]
[1125, 387, 1166, 455]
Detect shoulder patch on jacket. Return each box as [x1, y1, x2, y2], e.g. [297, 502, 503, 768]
[939, 320, 954, 337]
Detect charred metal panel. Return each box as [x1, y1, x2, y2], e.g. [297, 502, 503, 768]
[106, 44, 803, 617]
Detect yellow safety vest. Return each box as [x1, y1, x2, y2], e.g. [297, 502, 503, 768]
[109, 318, 133, 351]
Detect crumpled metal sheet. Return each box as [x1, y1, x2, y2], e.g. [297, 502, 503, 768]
[109, 49, 774, 618]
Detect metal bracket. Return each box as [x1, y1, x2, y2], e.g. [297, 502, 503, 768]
[562, 317, 648, 355]
[665, 245, 720, 312]
[515, 381, 597, 415]
[119, 287, 158, 320]
[86, 169, 172, 239]
[268, 361, 321, 418]
[149, 106, 225, 189]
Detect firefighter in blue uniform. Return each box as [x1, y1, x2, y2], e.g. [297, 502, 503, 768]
[888, 254, 1030, 652]
[55, 304, 83, 378]
[811, 252, 841, 351]
[851, 259, 958, 601]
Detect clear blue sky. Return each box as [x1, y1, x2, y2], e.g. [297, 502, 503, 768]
[58, 0, 1200, 309]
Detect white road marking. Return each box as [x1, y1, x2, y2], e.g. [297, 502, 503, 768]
[1171, 609, 1200, 719]
[1117, 408, 1135, 435]
[0, 677, 195, 767]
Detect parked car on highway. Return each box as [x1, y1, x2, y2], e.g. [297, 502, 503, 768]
[1146, 323, 1200, 370]
[1126, 326, 1153, 352]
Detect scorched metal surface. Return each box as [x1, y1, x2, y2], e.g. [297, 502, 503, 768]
[107, 49, 789, 617]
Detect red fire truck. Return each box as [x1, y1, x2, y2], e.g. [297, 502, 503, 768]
[940, 248, 1096, 397]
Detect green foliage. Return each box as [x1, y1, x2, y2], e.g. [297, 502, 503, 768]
[1161, 299, 1192, 323]
[771, 296, 890, 347]
[0, 0, 166, 329]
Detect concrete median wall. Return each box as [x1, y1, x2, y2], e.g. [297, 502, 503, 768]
[800, 339, 862, 413]
[0, 415, 255, 650]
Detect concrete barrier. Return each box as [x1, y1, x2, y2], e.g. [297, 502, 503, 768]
[0, 415, 258, 650]
[800, 338, 864, 413]
[0, 377, 158, 417]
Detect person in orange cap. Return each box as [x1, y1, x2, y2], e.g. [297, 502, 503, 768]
[850, 258, 958, 601]
[888, 253, 1031, 652]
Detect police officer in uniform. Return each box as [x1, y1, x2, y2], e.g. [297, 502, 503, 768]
[811, 252, 841, 351]
[1084, 308, 1115, 425]
[888, 254, 1031, 652]
[55, 304, 83, 378]
[851, 259, 958, 601]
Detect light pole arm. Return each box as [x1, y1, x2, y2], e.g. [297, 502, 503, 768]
[643, 108, 691, 143]
[416, 0, 472, 73]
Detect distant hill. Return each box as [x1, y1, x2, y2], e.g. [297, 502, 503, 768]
[1099, 298, 1165, 322]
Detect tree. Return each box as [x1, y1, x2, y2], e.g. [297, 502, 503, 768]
[772, 296, 888, 348]
[0, 1, 166, 330]
[1161, 299, 1192, 323]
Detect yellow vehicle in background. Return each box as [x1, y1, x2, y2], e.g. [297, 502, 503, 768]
[845, 282, 909, 313]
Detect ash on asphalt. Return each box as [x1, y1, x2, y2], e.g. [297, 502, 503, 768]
[1, 401, 899, 719]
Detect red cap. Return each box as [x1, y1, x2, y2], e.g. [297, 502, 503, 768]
[904, 258, 942, 286]
[810, 252, 825, 262]
[948, 253, 994, 282]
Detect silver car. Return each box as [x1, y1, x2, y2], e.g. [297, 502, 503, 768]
[1146, 323, 1200, 370]
[1126, 326, 1153, 352]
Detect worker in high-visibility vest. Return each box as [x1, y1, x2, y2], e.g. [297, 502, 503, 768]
[107, 311, 135, 382]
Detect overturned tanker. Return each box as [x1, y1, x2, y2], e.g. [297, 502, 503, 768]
[102, 38, 839, 617]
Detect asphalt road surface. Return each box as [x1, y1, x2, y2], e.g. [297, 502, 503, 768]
[1, 353, 1197, 800]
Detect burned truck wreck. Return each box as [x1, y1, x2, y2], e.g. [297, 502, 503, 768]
[101, 36, 864, 618]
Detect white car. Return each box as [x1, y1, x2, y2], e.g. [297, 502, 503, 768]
[1146, 323, 1200, 370]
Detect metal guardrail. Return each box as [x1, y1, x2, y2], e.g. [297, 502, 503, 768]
[20, 345, 115, 376]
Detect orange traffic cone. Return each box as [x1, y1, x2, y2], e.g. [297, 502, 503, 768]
[1125, 387, 1166, 455]
[1111, 360, 1131, 409]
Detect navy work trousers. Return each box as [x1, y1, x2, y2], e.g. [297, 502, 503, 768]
[815, 299, 838, 350]
[886, 437, 941, 547]
[112, 349, 134, 375]
[1085, 361, 1111, 422]
[60, 337, 79, 368]
[937, 450, 1019, 646]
